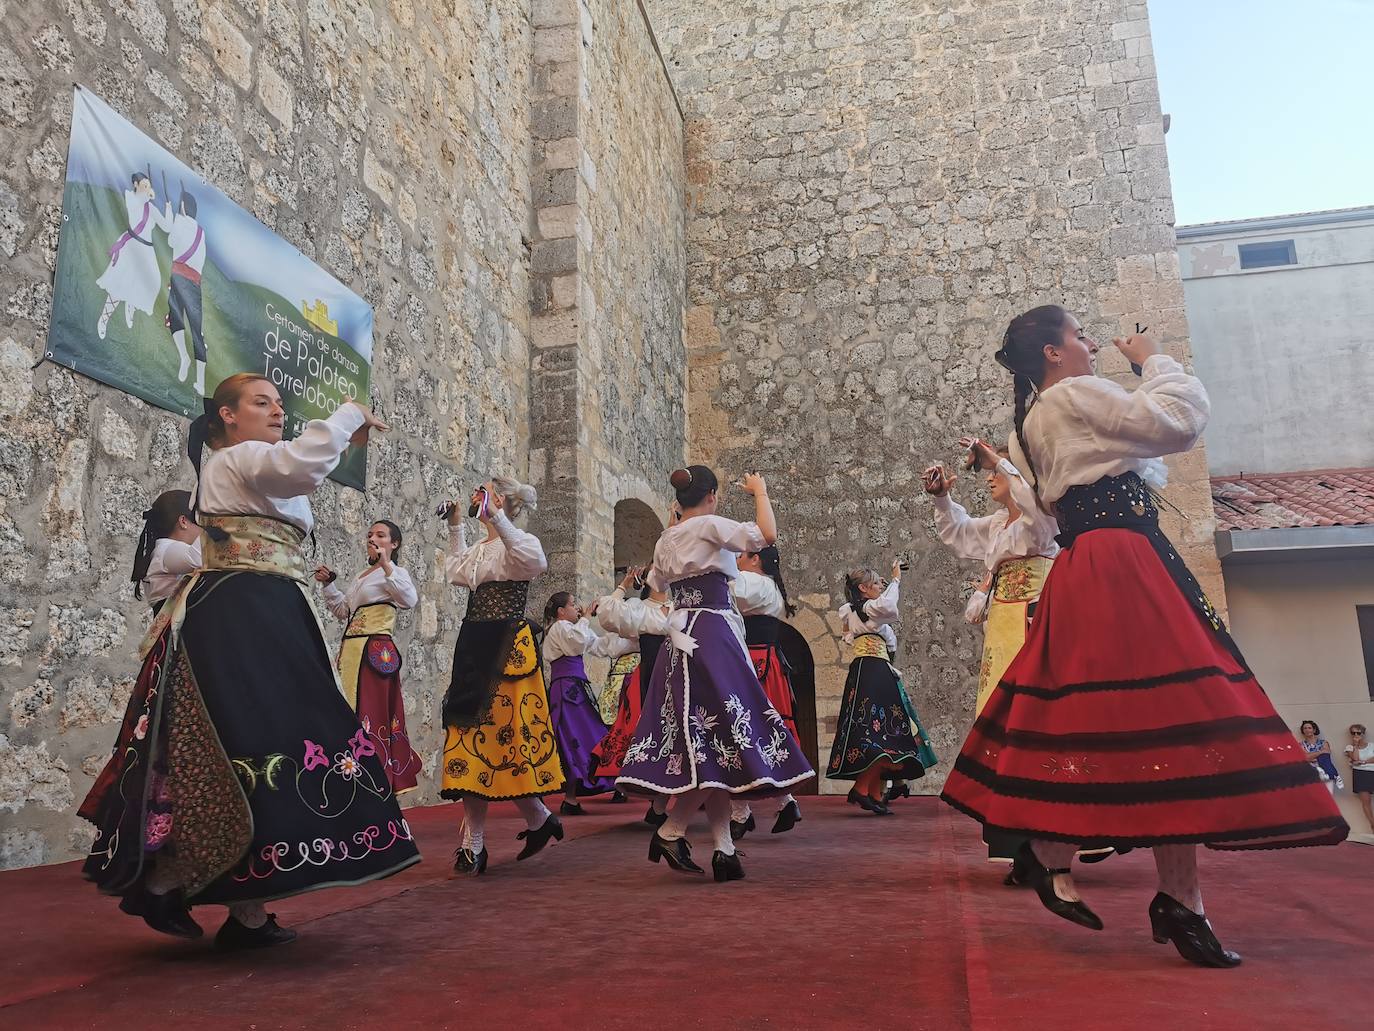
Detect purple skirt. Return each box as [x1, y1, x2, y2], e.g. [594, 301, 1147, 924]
[616, 572, 814, 797]
[548, 654, 616, 796]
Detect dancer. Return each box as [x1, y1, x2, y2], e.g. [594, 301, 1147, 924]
[827, 563, 938, 814]
[542, 592, 627, 814]
[80, 375, 419, 948]
[164, 189, 209, 395]
[315, 520, 423, 794]
[591, 565, 674, 827]
[441, 478, 564, 876]
[131, 489, 201, 607]
[96, 172, 171, 339]
[729, 545, 805, 838]
[618, 467, 814, 882]
[924, 440, 1058, 866]
[940, 306, 1347, 967]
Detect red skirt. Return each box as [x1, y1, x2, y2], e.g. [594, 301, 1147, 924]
[591, 665, 642, 777]
[357, 660, 421, 794]
[749, 643, 799, 747]
[941, 527, 1347, 850]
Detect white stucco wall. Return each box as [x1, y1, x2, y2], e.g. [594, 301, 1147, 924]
[1178, 211, 1374, 476]
[1223, 555, 1374, 842]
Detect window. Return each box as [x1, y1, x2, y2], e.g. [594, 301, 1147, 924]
[1360, 606, 1374, 700]
[1238, 239, 1297, 269]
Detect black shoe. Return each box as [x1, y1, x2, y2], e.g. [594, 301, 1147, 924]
[885, 783, 911, 803]
[214, 913, 298, 950]
[559, 800, 586, 816]
[870, 800, 894, 816]
[610, 790, 629, 803]
[516, 814, 565, 860]
[772, 800, 801, 834]
[1018, 842, 1104, 931]
[644, 805, 668, 828]
[847, 788, 876, 812]
[452, 846, 488, 876]
[1077, 847, 1114, 864]
[1148, 892, 1242, 968]
[712, 849, 746, 883]
[120, 889, 203, 939]
[729, 813, 756, 841]
[1003, 852, 1031, 887]
[648, 832, 704, 874]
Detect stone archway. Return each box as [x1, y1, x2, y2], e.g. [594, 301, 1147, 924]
[777, 623, 820, 795]
[612, 497, 663, 578]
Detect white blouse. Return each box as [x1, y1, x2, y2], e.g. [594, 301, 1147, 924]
[731, 569, 786, 619]
[933, 459, 1060, 571]
[1012, 353, 1210, 507]
[142, 537, 202, 603]
[444, 509, 548, 588]
[597, 589, 673, 640]
[321, 564, 418, 620]
[838, 579, 899, 654]
[648, 514, 767, 592]
[197, 404, 365, 533]
[544, 617, 635, 661]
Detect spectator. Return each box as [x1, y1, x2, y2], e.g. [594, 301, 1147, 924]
[1346, 725, 1374, 834]
[1298, 720, 1343, 793]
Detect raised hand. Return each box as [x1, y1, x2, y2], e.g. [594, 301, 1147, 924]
[923, 463, 955, 497]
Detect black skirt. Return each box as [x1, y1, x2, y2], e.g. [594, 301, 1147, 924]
[825, 655, 928, 782]
[82, 571, 420, 905]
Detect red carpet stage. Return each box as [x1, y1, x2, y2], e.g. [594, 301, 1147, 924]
[1, 797, 1366, 1029]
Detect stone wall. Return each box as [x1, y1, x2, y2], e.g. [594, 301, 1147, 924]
[0, 0, 686, 868]
[526, 0, 685, 604]
[647, 0, 1223, 792]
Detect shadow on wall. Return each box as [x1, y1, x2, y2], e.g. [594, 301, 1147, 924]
[613, 497, 663, 575]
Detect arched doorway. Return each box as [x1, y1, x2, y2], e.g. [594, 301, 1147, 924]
[612, 497, 663, 579]
[777, 623, 819, 795]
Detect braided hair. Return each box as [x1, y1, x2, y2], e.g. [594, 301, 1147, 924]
[186, 373, 272, 540]
[132, 490, 193, 599]
[843, 568, 879, 622]
[993, 305, 1071, 498]
[754, 544, 797, 617]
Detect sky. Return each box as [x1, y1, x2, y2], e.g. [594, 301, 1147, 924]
[67, 87, 373, 357]
[1149, 0, 1373, 226]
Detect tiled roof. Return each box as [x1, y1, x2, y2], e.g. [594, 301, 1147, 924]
[1211, 469, 1374, 531]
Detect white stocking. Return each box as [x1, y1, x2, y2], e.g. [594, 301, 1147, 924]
[461, 797, 488, 852]
[514, 796, 551, 829]
[228, 902, 267, 928]
[706, 790, 734, 856]
[730, 799, 751, 823]
[660, 789, 706, 841]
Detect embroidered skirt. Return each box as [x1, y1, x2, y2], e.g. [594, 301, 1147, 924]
[975, 556, 1052, 715]
[440, 620, 565, 801]
[941, 474, 1349, 850]
[616, 573, 814, 797]
[826, 645, 937, 782]
[597, 652, 639, 724]
[548, 655, 616, 796]
[592, 663, 644, 778]
[338, 605, 420, 794]
[80, 571, 421, 906]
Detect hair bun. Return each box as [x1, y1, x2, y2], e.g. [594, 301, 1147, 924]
[669, 468, 692, 490]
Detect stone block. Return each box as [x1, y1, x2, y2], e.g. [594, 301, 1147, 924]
[535, 26, 582, 65]
[257, 60, 294, 130]
[205, 4, 252, 89]
[532, 96, 578, 140]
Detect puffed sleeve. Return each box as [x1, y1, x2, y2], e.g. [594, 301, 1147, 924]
[586, 628, 633, 659]
[704, 515, 767, 555]
[489, 509, 548, 579]
[157, 538, 202, 575]
[995, 459, 1060, 556]
[321, 580, 351, 620]
[443, 523, 477, 588]
[226, 404, 365, 499]
[597, 588, 630, 635]
[864, 579, 900, 625]
[383, 565, 418, 609]
[933, 494, 999, 563]
[1064, 355, 1210, 460]
[963, 589, 989, 625]
[731, 570, 779, 617]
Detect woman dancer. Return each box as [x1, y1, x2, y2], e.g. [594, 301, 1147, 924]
[543, 592, 628, 814]
[827, 564, 938, 813]
[925, 441, 1058, 866]
[591, 566, 674, 827]
[441, 479, 564, 876]
[131, 489, 201, 607]
[729, 545, 805, 837]
[315, 520, 423, 794]
[618, 467, 813, 882]
[941, 306, 1347, 967]
[81, 375, 420, 948]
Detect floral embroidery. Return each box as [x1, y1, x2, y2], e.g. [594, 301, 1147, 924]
[145, 810, 173, 848]
[303, 740, 329, 771]
[446, 757, 469, 778]
[336, 752, 361, 779]
[349, 729, 376, 759]
[134, 713, 149, 740]
[758, 728, 791, 769]
[671, 586, 704, 608]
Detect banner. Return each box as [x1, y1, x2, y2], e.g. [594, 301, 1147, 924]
[45, 86, 374, 488]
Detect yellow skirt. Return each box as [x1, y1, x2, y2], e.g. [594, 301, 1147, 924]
[440, 621, 565, 800]
[975, 556, 1053, 714]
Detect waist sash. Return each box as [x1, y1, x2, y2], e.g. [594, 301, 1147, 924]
[344, 602, 397, 638]
[851, 632, 888, 660]
[991, 555, 1052, 603]
[200, 514, 308, 581]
